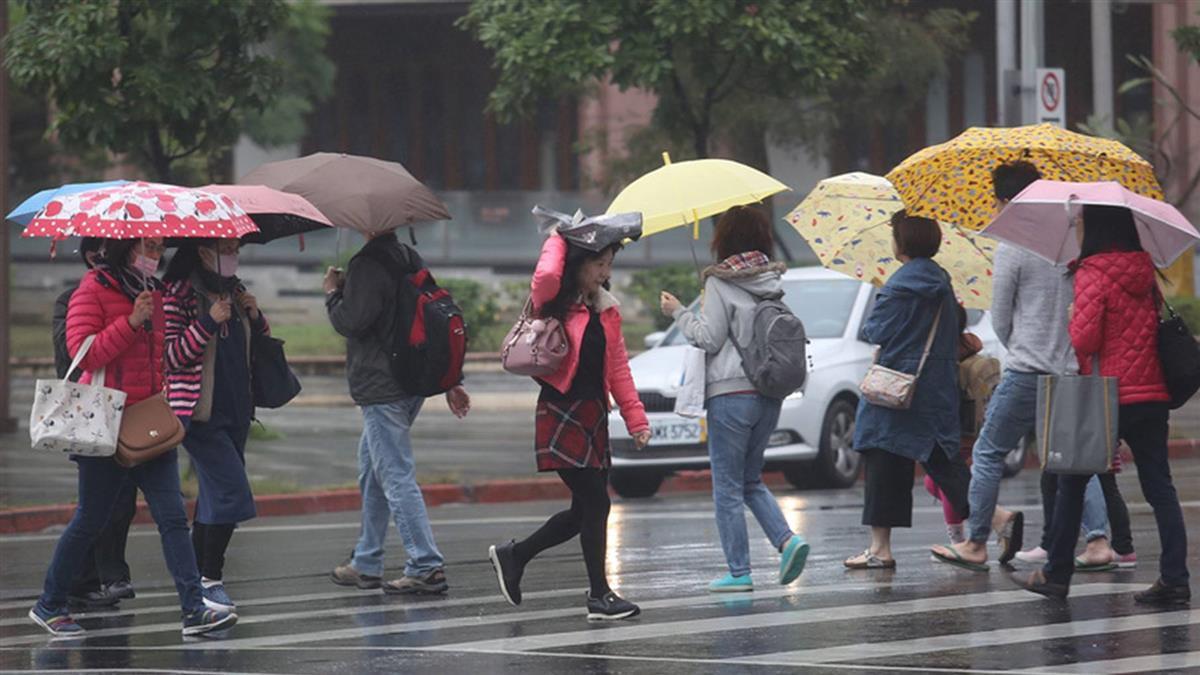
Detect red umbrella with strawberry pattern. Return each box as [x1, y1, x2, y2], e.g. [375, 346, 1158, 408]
[21, 181, 258, 242]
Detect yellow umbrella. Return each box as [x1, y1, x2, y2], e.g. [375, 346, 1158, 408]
[886, 123, 1163, 231]
[786, 172, 995, 309]
[606, 153, 789, 238]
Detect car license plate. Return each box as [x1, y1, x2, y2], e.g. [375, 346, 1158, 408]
[648, 418, 706, 446]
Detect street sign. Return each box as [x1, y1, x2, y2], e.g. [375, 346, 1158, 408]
[1035, 68, 1066, 128]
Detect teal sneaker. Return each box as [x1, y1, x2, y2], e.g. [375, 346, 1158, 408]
[779, 534, 811, 585]
[708, 573, 753, 593]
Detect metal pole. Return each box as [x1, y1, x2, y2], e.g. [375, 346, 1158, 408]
[1091, 0, 1114, 131]
[0, 0, 15, 433]
[995, 0, 1017, 125]
[1019, 0, 1045, 125]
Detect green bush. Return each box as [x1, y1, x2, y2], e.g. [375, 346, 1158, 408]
[442, 277, 502, 346]
[627, 264, 703, 330]
[1167, 295, 1200, 331]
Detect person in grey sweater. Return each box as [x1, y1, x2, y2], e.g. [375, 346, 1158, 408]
[661, 206, 810, 593]
[323, 229, 470, 595]
[931, 161, 1074, 571]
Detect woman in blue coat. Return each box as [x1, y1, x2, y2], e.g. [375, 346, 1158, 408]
[844, 211, 970, 569]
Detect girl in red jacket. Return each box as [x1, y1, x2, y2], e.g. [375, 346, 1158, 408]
[489, 229, 650, 621]
[1014, 205, 1189, 606]
[29, 237, 235, 638]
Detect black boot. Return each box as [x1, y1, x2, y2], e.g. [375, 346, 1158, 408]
[1134, 579, 1191, 606]
[489, 540, 525, 606]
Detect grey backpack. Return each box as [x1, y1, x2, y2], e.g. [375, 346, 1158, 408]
[731, 292, 808, 399]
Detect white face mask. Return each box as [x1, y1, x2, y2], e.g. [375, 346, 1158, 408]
[132, 253, 158, 278]
[203, 249, 239, 277]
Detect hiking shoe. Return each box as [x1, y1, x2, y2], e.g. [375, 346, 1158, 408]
[586, 591, 640, 621]
[1014, 546, 1048, 565]
[182, 608, 238, 636]
[330, 561, 382, 589]
[1134, 579, 1190, 606]
[1115, 552, 1138, 569]
[29, 605, 85, 637]
[709, 573, 753, 593]
[489, 540, 524, 606]
[105, 580, 136, 600]
[201, 581, 236, 612]
[779, 534, 811, 585]
[67, 587, 120, 610]
[383, 568, 448, 595]
[1009, 569, 1068, 600]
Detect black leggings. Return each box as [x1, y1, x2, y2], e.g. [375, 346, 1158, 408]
[191, 522, 236, 581]
[512, 469, 611, 598]
[1039, 471, 1134, 555]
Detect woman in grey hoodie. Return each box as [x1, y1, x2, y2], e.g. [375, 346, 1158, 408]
[661, 206, 810, 593]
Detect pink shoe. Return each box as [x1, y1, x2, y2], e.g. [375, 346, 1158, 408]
[1014, 546, 1048, 564]
[1115, 552, 1137, 568]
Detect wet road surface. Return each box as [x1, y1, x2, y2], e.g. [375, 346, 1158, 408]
[2, 463, 1200, 673]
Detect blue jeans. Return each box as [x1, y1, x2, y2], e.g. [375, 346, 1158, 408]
[967, 370, 1039, 542]
[706, 393, 793, 577]
[1081, 477, 1109, 542]
[350, 397, 444, 578]
[39, 450, 203, 614]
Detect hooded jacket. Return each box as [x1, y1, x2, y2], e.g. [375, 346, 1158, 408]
[852, 257, 961, 462]
[672, 258, 789, 399]
[1070, 251, 1169, 405]
[530, 234, 649, 436]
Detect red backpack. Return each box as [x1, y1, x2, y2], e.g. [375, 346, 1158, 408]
[360, 245, 468, 397]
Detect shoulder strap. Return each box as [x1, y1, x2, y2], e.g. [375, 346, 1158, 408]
[913, 304, 943, 379]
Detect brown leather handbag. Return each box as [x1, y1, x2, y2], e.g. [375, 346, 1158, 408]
[115, 325, 184, 468]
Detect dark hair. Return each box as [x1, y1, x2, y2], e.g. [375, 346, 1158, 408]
[540, 240, 621, 321]
[711, 205, 773, 262]
[1078, 205, 1143, 263]
[79, 237, 102, 268]
[95, 238, 139, 270]
[992, 161, 1042, 203]
[891, 210, 941, 259]
[163, 239, 219, 283]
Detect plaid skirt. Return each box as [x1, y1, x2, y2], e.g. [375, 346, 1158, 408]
[535, 396, 610, 472]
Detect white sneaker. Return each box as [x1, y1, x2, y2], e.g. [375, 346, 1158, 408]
[1014, 546, 1048, 564]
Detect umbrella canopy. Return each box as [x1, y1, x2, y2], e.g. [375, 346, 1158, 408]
[786, 172, 995, 309]
[238, 153, 450, 235]
[197, 184, 332, 244]
[21, 182, 258, 240]
[983, 179, 1200, 268]
[605, 153, 789, 238]
[886, 123, 1163, 231]
[6, 180, 130, 226]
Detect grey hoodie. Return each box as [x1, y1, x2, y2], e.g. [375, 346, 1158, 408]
[673, 261, 788, 399]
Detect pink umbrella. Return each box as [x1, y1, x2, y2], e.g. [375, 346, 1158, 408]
[198, 184, 333, 244]
[21, 181, 258, 241]
[983, 180, 1200, 268]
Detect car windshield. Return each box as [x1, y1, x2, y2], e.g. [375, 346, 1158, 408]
[658, 277, 861, 347]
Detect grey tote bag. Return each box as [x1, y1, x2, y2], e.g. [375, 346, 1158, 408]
[1036, 369, 1119, 475]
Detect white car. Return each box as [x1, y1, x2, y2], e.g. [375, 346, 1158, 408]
[607, 266, 1024, 499]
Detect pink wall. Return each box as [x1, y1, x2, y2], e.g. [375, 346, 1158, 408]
[1154, 0, 1200, 222]
[577, 78, 657, 190]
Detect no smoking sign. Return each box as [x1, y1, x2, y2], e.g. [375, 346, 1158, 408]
[1035, 67, 1066, 128]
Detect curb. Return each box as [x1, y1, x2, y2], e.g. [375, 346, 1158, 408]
[3, 440, 1197, 535]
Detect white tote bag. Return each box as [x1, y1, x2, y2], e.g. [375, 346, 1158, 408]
[30, 335, 126, 457]
[674, 346, 707, 418]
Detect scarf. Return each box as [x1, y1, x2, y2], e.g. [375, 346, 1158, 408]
[715, 251, 771, 274]
[93, 261, 163, 300]
[195, 266, 242, 297]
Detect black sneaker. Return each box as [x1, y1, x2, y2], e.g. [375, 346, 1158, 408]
[105, 580, 136, 600]
[67, 588, 121, 610]
[330, 561, 382, 590]
[586, 591, 640, 621]
[1009, 569, 1068, 600]
[488, 540, 524, 606]
[1134, 579, 1191, 606]
[182, 608, 237, 636]
[383, 568, 449, 595]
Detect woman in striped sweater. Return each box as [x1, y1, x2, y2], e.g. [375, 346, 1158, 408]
[164, 239, 268, 613]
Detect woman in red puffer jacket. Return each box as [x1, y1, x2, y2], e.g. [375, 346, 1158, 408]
[1022, 204, 1188, 607]
[30, 237, 233, 639]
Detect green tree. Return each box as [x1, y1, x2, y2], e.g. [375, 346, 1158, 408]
[460, 0, 880, 162]
[4, 0, 288, 182]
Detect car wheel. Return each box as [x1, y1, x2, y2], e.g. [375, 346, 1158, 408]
[610, 468, 665, 499]
[784, 397, 861, 490]
[1003, 434, 1031, 478]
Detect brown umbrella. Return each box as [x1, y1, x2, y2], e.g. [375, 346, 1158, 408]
[238, 153, 451, 234]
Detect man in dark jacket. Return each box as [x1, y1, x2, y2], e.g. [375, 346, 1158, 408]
[52, 238, 140, 608]
[323, 229, 470, 595]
